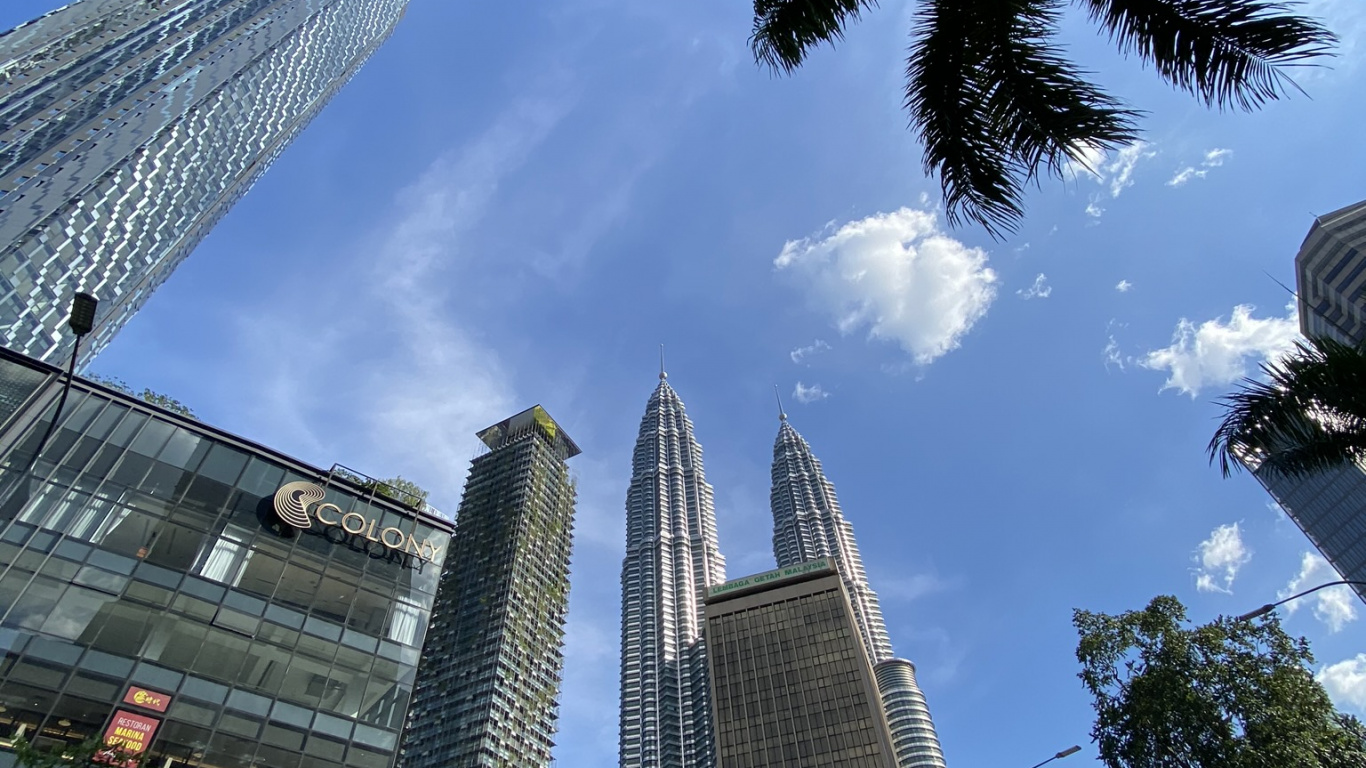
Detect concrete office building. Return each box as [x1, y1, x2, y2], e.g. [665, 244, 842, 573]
[703, 559, 898, 768]
[770, 412, 946, 767]
[1250, 199, 1366, 605]
[0, 0, 408, 365]
[618, 369, 726, 768]
[0, 346, 453, 768]
[1295, 199, 1366, 344]
[402, 406, 580, 768]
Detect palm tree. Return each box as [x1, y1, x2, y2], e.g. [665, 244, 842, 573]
[1209, 336, 1366, 480]
[749, 0, 1335, 237]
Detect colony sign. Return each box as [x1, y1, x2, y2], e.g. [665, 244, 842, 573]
[273, 481, 441, 562]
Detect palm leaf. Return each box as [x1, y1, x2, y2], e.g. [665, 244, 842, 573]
[751, 0, 880, 73]
[1077, 0, 1337, 110]
[908, 0, 1140, 235]
[1209, 337, 1366, 479]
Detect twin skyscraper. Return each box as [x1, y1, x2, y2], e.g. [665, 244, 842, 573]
[619, 366, 948, 768]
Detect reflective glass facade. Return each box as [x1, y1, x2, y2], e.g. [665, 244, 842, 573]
[1257, 198, 1366, 605]
[704, 566, 897, 768]
[0, 350, 452, 768]
[0, 0, 408, 365]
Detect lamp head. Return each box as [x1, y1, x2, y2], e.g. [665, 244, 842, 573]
[1056, 746, 1082, 760]
[69, 292, 98, 336]
[1237, 605, 1275, 622]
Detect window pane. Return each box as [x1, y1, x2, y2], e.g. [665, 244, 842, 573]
[145, 522, 204, 571]
[40, 585, 114, 640]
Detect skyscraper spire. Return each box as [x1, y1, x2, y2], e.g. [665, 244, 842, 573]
[620, 370, 726, 768]
[770, 417, 947, 768]
[775, 384, 786, 421]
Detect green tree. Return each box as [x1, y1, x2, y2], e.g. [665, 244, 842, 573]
[1208, 336, 1366, 481]
[1074, 595, 1366, 767]
[86, 374, 196, 420]
[371, 475, 430, 509]
[11, 735, 147, 768]
[749, 0, 1334, 236]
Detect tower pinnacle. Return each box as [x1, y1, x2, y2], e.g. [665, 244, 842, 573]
[775, 385, 787, 421]
[659, 344, 667, 380]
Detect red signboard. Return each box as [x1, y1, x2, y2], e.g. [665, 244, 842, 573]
[100, 709, 161, 766]
[122, 686, 171, 713]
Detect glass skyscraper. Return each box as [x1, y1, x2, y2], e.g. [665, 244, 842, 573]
[619, 369, 726, 768]
[402, 406, 580, 768]
[0, 0, 408, 365]
[0, 346, 452, 768]
[770, 412, 946, 768]
[1254, 198, 1366, 605]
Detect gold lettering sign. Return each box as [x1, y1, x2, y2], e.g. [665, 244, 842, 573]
[272, 482, 439, 562]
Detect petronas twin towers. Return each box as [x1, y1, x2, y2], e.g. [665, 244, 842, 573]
[618, 367, 947, 768]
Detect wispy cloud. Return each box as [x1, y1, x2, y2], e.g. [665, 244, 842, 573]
[1068, 141, 1158, 198]
[222, 87, 582, 508]
[1193, 523, 1251, 594]
[1319, 654, 1366, 713]
[775, 207, 998, 365]
[1115, 279, 1133, 293]
[793, 382, 829, 403]
[790, 339, 831, 364]
[875, 572, 958, 602]
[1140, 303, 1300, 397]
[1085, 198, 1105, 220]
[1167, 147, 1234, 187]
[1282, 552, 1358, 632]
[1017, 273, 1051, 300]
[1103, 336, 1127, 371]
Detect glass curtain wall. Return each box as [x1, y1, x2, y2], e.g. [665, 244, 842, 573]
[0, 359, 449, 768]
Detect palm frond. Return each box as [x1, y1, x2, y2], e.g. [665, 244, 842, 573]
[1077, 0, 1337, 110]
[751, 0, 879, 73]
[907, 0, 1140, 236]
[1209, 337, 1366, 479]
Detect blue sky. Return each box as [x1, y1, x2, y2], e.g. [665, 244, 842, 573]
[7, 1, 1366, 765]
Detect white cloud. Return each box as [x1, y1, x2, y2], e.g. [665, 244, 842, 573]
[1167, 148, 1233, 187]
[793, 382, 829, 403]
[1017, 273, 1052, 300]
[1106, 142, 1157, 197]
[1140, 303, 1300, 398]
[1203, 148, 1233, 167]
[1068, 142, 1157, 197]
[774, 207, 998, 365]
[1282, 552, 1358, 633]
[1193, 523, 1251, 594]
[1103, 336, 1127, 371]
[1115, 279, 1133, 293]
[1166, 167, 1205, 187]
[1319, 655, 1366, 713]
[790, 339, 831, 364]
[1085, 199, 1105, 219]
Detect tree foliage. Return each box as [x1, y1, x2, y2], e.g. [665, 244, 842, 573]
[749, 0, 1335, 236]
[1209, 336, 1366, 481]
[11, 736, 147, 768]
[370, 475, 430, 509]
[85, 374, 196, 420]
[1074, 595, 1366, 767]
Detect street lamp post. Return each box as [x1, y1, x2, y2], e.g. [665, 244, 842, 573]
[1237, 580, 1366, 621]
[1028, 745, 1082, 768]
[24, 292, 98, 472]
